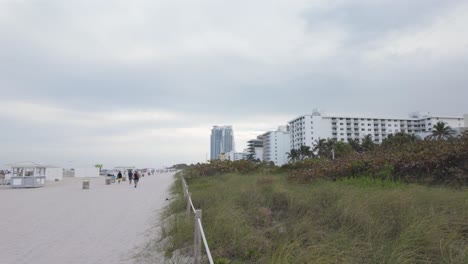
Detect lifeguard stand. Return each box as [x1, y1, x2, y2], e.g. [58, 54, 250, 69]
[8, 162, 47, 188]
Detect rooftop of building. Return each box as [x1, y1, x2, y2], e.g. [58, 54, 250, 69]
[288, 110, 464, 123]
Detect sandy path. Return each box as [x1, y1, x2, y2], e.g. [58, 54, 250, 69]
[0, 172, 175, 264]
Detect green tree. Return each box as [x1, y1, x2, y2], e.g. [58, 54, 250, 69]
[313, 139, 327, 158]
[382, 132, 420, 147]
[286, 149, 299, 163]
[313, 138, 339, 159]
[324, 138, 337, 158]
[95, 164, 103, 173]
[361, 134, 375, 151]
[299, 145, 313, 160]
[334, 141, 353, 158]
[348, 138, 363, 152]
[430, 121, 455, 140]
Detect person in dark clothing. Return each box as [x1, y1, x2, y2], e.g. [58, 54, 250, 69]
[117, 171, 123, 184]
[133, 170, 140, 188]
[128, 170, 133, 184]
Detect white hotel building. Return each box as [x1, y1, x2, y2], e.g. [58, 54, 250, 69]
[288, 110, 465, 150]
[261, 126, 291, 166]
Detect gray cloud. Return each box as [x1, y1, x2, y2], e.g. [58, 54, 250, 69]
[1, 0, 467, 168]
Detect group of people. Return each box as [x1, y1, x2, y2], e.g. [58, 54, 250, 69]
[115, 170, 141, 188]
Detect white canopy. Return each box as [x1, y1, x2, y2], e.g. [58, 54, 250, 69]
[7, 161, 58, 168]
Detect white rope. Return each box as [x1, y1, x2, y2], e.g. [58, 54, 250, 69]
[189, 197, 196, 213]
[182, 176, 214, 263]
[197, 218, 214, 264]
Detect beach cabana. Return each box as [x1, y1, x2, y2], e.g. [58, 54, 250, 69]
[7, 161, 49, 188]
[45, 167, 63, 181]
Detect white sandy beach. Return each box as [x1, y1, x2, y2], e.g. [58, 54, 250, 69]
[0, 172, 175, 264]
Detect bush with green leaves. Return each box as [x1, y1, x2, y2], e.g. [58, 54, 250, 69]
[288, 132, 468, 185]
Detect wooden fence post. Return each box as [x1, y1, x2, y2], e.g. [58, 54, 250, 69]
[194, 209, 202, 264]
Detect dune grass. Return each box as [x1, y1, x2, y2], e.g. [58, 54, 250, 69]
[159, 172, 468, 264]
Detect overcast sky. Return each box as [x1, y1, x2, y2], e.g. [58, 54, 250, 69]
[1, 0, 467, 169]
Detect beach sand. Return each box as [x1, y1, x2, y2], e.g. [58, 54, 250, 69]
[0, 172, 175, 264]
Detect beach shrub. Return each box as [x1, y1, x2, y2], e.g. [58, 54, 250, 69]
[288, 132, 468, 185]
[160, 173, 468, 264]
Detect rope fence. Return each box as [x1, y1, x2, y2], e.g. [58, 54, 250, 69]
[181, 175, 214, 264]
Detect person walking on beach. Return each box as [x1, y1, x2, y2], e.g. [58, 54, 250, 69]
[133, 170, 140, 188]
[116, 171, 123, 184]
[128, 170, 133, 184]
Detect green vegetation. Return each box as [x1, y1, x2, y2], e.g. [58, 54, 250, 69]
[287, 132, 468, 185]
[161, 172, 467, 263]
[171, 163, 190, 170]
[94, 164, 103, 173]
[156, 130, 468, 263]
[430, 121, 456, 140]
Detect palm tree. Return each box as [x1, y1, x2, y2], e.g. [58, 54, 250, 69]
[313, 139, 327, 157]
[286, 149, 299, 163]
[381, 132, 420, 147]
[334, 141, 353, 158]
[95, 164, 103, 173]
[299, 145, 313, 160]
[348, 138, 362, 152]
[430, 121, 455, 140]
[361, 134, 375, 151]
[313, 138, 337, 159]
[325, 138, 337, 153]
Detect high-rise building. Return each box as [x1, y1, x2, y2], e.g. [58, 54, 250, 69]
[288, 110, 465, 150]
[210, 126, 235, 160]
[262, 126, 291, 166]
[246, 136, 263, 161]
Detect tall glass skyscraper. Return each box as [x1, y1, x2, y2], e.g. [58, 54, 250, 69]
[210, 125, 235, 160]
